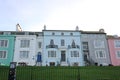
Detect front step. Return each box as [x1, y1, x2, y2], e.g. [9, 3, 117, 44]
[60, 62, 68, 66]
[36, 62, 42, 66]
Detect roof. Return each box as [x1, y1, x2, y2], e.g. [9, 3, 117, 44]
[107, 35, 120, 39]
[42, 30, 80, 32]
[80, 30, 106, 34]
[0, 31, 43, 36]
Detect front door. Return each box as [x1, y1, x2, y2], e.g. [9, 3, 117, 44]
[61, 51, 66, 62]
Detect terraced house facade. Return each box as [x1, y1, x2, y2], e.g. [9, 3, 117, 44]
[107, 35, 120, 66]
[81, 29, 111, 66]
[1, 27, 120, 66]
[0, 32, 15, 66]
[42, 30, 84, 66]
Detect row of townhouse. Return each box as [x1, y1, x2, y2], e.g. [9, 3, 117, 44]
[0, 28, 120, 66]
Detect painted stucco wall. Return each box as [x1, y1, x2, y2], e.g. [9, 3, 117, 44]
[0, 35, 15, 66]
[42, 30, 84, 66]
[81, 34, 111, 65]
[13, 35, 37, 66]
[108, 39, 120, 66]
[36, 35, 43, 66]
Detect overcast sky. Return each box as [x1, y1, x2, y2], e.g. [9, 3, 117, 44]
[0, 0, 120, 35]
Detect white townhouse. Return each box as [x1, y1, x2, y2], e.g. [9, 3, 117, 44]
[36, 32, 43, 66]
[13, 32, 37, 66]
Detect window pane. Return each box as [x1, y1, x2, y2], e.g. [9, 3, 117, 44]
[3, 51, 6, 58]
[20, 40, 30, 48]
[5, 40, 8, 47]
[38, 42, 41, 48]
[20, 51, 29, 59]
[118, 53, 120, 57]
[0, 51, 7, 58]
[74, 52, 77, 57]
[48, 51, 56, 57]
[115, 40, 120, 48]
[116, 51, 120, 58]
[61, 33, 64, 35]
[71, 51, 73, 57]
[61, 39, 65, 46]
[50, 39, 54, 45]
[52, 33, 55, 35]
[0, 40, 8, 47]
[99, 51, 103, 57]
[82, 42, 88, 50]
[0, 51, 2, 58]
[71, 51, 79, 57]
[1, 40, 4, 47]
[95, 50, 105, 58]
[70, 33, 73, 36]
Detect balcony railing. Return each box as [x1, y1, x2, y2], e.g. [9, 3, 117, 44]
[68, 45, 80, 49]
[46, 45, 58, 48]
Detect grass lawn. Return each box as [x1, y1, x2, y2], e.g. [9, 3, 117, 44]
[0, 66, 120, 80]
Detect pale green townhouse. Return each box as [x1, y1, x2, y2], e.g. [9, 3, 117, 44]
[0, 31, 15, 66]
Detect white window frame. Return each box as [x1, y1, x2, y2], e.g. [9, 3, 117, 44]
[114, 40, 120, 48]
[0, 39, 8, 48]
[61, 39, 65, 46]
[48, 51, 56, 57]
[20, 40, 30, 48]
[71, 51, 79, 57]
[82, 42, 88, 50]
[19, 51, 29, 59]
[116, 50, 120, 59]
[38, 42, 42, 48]
[94, 40, 105, 48]
[95, 50, 106, 59]
[0, 50, 7, 59]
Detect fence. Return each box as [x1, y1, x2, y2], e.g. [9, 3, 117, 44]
[0, 66, 9, 80]
[0, 66, 120, 80]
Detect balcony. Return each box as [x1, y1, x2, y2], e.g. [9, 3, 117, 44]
[68, 40, 80, 49]
[68, 45, 80, 49]
[46, 45, 58, 49]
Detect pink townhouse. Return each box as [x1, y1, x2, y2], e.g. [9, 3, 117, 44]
[107, 35, 120, 66]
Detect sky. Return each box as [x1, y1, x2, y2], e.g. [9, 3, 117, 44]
[0, 0, 120, 35]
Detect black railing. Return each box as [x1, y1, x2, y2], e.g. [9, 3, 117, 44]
[46, 45, 58, 48]
[68, 45, 80, 49]
[0, 66, 9, 80]
[0, 66, 120, 80]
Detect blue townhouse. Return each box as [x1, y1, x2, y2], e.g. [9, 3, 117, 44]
[42, 29, 84, 66]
